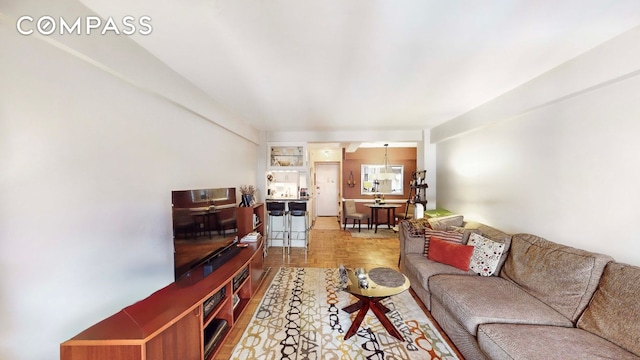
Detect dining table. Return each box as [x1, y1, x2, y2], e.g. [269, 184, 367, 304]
[363, 203, 402, 233]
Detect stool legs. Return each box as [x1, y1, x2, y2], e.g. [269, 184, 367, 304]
[288, 212, 310, 250]
[284, 214, 291, 260]
[267, 214, 288, 254]
[267, 203, 309, 259]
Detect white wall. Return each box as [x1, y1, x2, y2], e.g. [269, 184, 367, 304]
[0, 21, 258, 360]
[434, 27, 640, 266]
[419, 130, 437, 210]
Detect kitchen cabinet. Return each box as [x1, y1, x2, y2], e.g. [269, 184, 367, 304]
[268, 143, 307, 169]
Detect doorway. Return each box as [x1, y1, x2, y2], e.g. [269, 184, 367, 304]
[315, 162, 340, 217]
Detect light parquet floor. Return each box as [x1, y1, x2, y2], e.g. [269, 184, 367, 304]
[217, 216, 463, 359]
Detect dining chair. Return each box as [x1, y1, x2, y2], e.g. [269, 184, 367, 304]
[343, 199, 370, 232]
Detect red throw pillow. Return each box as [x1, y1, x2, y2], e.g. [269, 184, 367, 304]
[427, 237, 474, 271]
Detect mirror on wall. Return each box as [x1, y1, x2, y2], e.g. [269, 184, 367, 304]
[361, 164, 404, 195]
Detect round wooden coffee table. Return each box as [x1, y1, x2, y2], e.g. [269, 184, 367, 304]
[341, 267, 410, 341]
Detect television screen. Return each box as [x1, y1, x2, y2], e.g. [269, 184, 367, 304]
[172, 187, 238, 280]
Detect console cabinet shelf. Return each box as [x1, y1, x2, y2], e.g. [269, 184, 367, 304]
[237, 202, 265, 240]
[60, 239, 266, 360]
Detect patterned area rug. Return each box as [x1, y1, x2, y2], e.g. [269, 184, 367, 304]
[347, 228, 397, 238]
[230, 267, 459, 360]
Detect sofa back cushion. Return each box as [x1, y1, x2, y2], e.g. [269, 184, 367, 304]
[427, 214, 463, 230]
[501, 234, 612, 322]
[577, 262, 640, 356]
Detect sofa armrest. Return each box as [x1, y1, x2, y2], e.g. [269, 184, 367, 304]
[399, 221, 426, 255]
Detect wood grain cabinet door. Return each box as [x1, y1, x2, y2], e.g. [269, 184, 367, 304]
[146, 309, 201, 360]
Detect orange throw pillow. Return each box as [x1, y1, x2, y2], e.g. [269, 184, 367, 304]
[428, 237, 474, 271]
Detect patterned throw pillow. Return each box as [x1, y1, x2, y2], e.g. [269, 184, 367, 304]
[468, 233, 505, 276]
[423, 229, 464, 256]
[403, 218, 431, 237]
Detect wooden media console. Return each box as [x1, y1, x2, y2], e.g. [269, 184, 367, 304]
[61, 220, 266, 360]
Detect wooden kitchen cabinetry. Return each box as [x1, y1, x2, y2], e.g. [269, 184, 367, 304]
[60, 239, 266, 360]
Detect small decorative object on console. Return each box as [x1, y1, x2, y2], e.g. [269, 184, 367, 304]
[338, 264, 348, 289]
[358, 278, 369, 289]
[354, 268, 369, 288]
[240, 232, 260, 243]
[239, 185, 256, 207]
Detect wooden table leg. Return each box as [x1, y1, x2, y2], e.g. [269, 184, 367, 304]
[344, 300, 370, 340]
[389, 208, 396, 228]
[342, 300, 363, 314]
[342, 295, 405, 342]
[373, 208, 379, 233]
[370, 299, 405, 341]
[386, 208, 391, 229]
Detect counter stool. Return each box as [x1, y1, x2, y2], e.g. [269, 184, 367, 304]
[288, 202, 309, 251]
[266, 202, 288, 256]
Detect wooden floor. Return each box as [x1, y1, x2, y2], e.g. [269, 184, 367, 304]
[217, 216, 463, 359]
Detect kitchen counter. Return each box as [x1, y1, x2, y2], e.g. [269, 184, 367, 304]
[266, 197, 310, 201]
[264, 196, 314, 249]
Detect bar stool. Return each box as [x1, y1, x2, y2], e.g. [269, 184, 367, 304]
[288, 202, 309, 251]
[266, 202, 288, 255]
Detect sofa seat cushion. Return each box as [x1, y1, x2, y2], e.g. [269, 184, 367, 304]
[429, 274, 573, 336]
[478, 323, 640, 360]
[577, 262, 640, 356]
[501, 233, 613, 322]
[403, 254, 474, 311]
[404, 254, 471, 291]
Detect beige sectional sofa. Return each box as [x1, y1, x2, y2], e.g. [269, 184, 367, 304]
[398, 216, 640, 360]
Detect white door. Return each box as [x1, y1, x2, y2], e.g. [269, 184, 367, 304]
[315, 163, 339, 216]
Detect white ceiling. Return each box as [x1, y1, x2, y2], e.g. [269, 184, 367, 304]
[81, 0, 640, 133]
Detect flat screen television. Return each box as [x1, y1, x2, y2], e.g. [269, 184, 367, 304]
[172, 187, 238, 280]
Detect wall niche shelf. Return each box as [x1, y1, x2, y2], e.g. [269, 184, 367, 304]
[268, 143, 307, 169]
